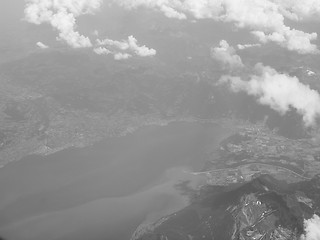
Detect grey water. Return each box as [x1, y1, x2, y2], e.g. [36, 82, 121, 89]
[0, 121, 228, 240]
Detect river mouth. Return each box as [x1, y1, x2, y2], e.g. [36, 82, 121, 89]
[0, 121, 229, 240]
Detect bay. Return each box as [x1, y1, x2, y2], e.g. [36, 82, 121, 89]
[0, 121, 228, 240]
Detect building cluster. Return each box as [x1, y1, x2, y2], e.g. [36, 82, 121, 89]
[210, 121, 320, 181]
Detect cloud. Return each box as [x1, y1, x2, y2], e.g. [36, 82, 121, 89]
[210, 0, 319, 54]
[114, 0, 320, 54]
[36, 41, 49, 49]
[159, 5, 187, 19]
[127, 35, 156, 57]
[252, 28, 318, 54]
[97, 35, 156, 58]
[211, 40, 244, 70]
[93, 47, 111, 55]
[24, 0, 102, 48]
[221, 0, 319, 54]
[114, 52, 132, 60]
[116, 0, 187, 20]
[301, 215, 320, 240]
[219, 63, 320, 126]
[24, 0, 320, 54]
[97, 38, 130, 50]
[274, 0, 320, 21]
[237, 43, 261, 50]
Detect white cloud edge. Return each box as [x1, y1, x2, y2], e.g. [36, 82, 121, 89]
[96, 35, 156, 59]
[24, 0, 102, 48]
[301, 214, 320, 240]
[115, 0, 320, 54]
[211, 40, 244, 70]
[36, 41, 49, 49]
[219, 63, 320, 126]
[24, 1, 320, 56]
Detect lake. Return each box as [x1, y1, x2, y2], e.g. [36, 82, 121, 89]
[0, 121, 229, 240]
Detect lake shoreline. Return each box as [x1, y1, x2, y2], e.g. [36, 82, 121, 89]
[0, 120, 232, 240]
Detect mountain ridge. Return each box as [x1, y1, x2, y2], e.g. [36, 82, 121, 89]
[132, 174, 320, 240]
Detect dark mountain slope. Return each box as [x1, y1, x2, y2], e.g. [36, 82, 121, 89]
[132, 175, 320, 240]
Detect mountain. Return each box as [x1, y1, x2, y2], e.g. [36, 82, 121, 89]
[131, 174, 320, 240]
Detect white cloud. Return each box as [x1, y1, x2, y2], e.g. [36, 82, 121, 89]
[301, 215, 320, 240]
[211, 40, 244, 70]
[36, 41, 49, 49]
[114, 52, 132, 60]
[24, 0, 320, 54]
[24, 0, 102, 48]
[181, 0, 224, 19]
[97, 38, 130, 50]
[219, 63, 320, 126]
[114, 0, 320, 54]
[127, 35, 156, 57]
[211, 0, 319, 54]
[116, 0, 187, 19]
[97, 35, 156, 57]
[93, 47, 111, 55]
[252, 28, 318, 54]
[275, 0, 320, 21]
[237, 43, 261, 50]
[160, 5, 186, 19]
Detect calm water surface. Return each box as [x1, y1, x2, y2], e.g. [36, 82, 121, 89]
[0, 121, 229, 240]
